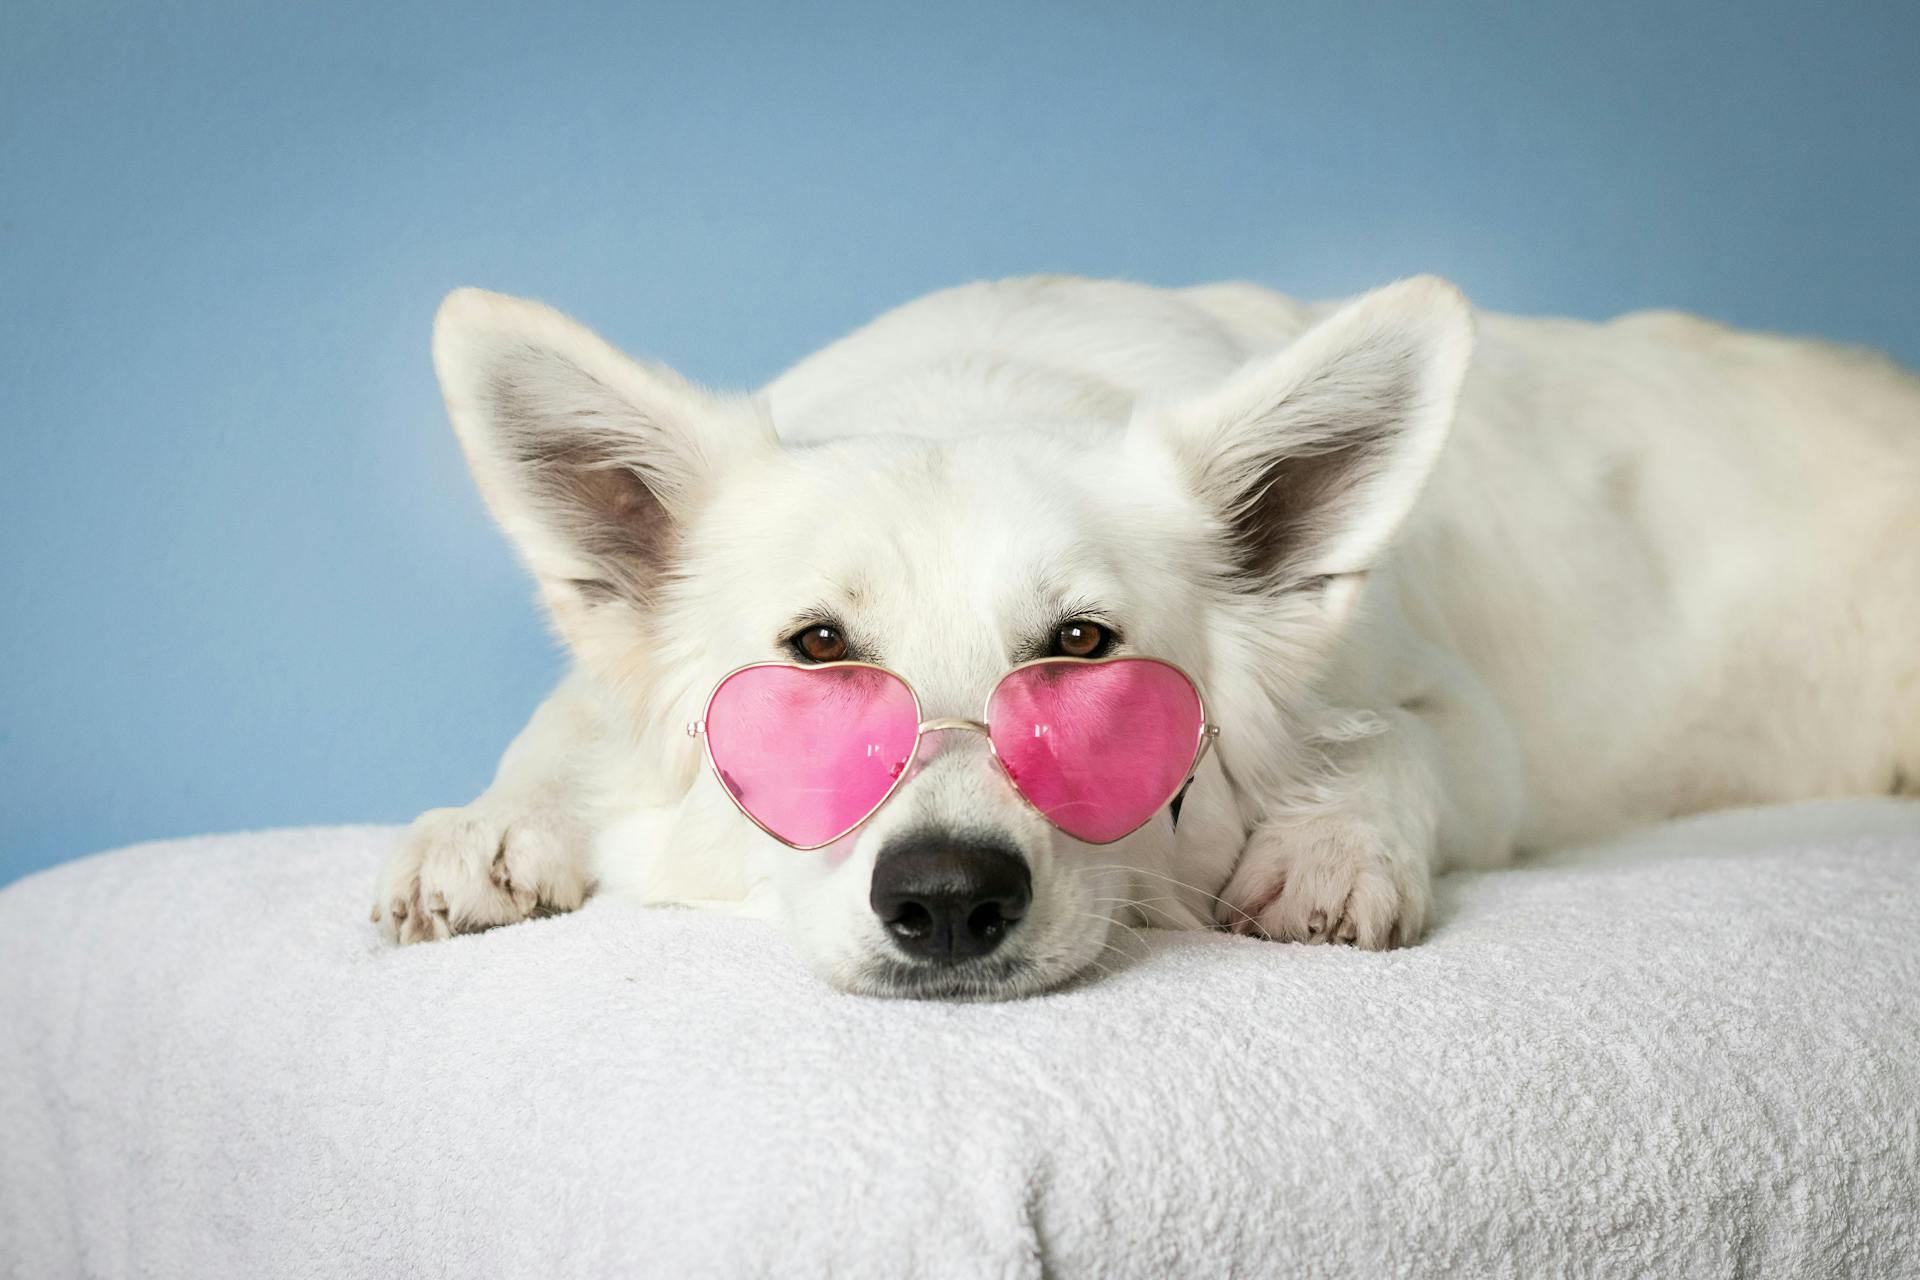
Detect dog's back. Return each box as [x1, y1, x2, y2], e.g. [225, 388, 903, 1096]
[1405, 305, 1920, 845]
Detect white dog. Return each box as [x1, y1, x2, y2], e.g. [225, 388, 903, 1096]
[373, 275, 1920, 998]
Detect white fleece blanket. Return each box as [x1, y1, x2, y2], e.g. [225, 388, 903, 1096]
[3, 802, 1918, 1279]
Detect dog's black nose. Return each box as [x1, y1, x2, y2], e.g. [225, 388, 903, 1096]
[870, 834, 1031, 963]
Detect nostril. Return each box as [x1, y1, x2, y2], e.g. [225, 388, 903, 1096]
[884, 901, 934, 940]
[967, 901, 1010, 944]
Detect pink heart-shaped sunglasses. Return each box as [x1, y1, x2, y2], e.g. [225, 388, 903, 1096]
[687, 656, 1220, 850]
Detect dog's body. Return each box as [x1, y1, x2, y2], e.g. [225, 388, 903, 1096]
[376, 276, 1920, 998]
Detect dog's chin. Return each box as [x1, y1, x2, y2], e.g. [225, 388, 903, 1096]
[843, 955, 1052, 1002]
[825, 925, 1119, 1002]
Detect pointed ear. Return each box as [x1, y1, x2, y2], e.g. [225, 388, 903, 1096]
[1137, 275, 1473, 590]
[432, 288, 777, 627]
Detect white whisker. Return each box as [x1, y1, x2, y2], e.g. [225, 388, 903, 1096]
[1080, 863, 1261, 931]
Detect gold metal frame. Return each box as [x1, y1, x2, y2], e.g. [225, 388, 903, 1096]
[687, 654, 1221, 851]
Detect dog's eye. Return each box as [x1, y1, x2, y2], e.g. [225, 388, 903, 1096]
[789, 625, 849, 663]
[1053, 620, 1110, 659]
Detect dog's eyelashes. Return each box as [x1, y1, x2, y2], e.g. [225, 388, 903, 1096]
[788, 624, 849, 664]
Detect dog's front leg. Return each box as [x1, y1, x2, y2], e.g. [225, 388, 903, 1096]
[373, 673, 602, 944]
[1215, 713, 1441, 947]
[1216, 681, 1518, 948]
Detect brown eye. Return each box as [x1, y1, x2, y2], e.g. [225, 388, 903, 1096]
[792, 625, 849, 663]
[1054, 620, 1107, 658]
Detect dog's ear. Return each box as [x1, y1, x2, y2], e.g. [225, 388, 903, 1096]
[432, 288, 776, 635]
[1138, 275, 1473, 595]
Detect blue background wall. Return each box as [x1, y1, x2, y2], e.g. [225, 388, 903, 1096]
[4, 0, 1917, 884]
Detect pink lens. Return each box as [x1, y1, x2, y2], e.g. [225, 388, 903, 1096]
[702, 664, 921, 848]
[987, 658, 1206, 844]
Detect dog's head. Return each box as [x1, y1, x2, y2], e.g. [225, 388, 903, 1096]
[432, 278, 1471, 998]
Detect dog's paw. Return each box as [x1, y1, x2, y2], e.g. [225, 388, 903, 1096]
[373, 801, 592, 945]
[1216, 812, 1430, 949]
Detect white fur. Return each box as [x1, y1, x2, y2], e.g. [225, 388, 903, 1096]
[374, 275, 1920, 998]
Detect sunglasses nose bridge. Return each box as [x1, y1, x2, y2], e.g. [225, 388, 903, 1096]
[897, 717, 992, 778]
[916, 716, 990, 738]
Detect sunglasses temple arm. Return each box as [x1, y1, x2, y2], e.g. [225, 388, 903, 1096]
[1189, 723, 1221, 783]
[1168, 725, 1220, 831]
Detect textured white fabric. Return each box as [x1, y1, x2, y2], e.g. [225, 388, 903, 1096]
[4, 802, 1918, 1279]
